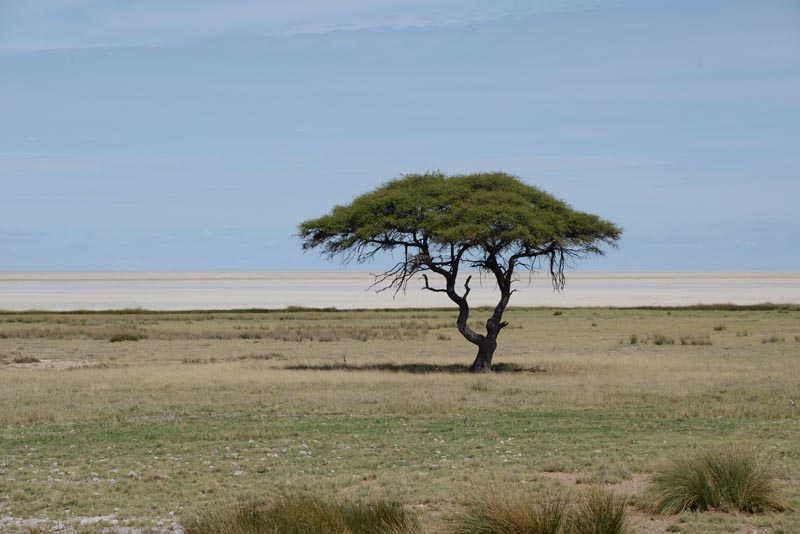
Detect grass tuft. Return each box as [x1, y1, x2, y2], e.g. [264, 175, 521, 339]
[653, 333, 674, 346]
[454, 489, 628, 534]
[109, 331, 147, 342]
[570, 489, 628, 534]
[182, 494, 419, 534]
[12, 356, 41, 364]
[679, 335, 712, 346]
[646, 448, 792, 514]
[454, 490, 567, 534]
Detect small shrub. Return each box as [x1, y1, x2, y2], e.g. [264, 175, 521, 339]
[794, 335, 800, 343]
[183, 494, 419, 534]
[762, 335, 784, 344]
[553, 310, 564, 316]
[653, 334, 674, 346]
[629, 334, 639, 345]
[646, 448, 792, 514]
[736, 330, 752, 337]
[12, 356, 40, 364]
[713, 325, 726, 331]
[109, 331, 146, 342]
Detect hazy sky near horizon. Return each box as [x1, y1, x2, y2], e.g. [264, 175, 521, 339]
[1, 0, 799, 271]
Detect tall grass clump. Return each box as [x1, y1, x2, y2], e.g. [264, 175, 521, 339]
[646, 448, 792, 514]
[183, 494, 419, 534]
[454, 491, 567, 534]
[570, 490, 628, 534]
[454, 489, 628, 534]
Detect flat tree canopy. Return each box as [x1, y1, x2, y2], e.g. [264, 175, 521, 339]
[299, 172, 621, 371]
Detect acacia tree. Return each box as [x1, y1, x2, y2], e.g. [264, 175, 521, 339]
[299, 172, 621, 372]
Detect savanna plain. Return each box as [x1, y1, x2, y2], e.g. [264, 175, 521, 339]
[1, 306, 799, 533]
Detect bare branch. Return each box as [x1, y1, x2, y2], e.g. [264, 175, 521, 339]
[422, 274, 448, 293]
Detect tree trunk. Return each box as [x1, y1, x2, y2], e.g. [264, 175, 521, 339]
[470, 339, 497, 373]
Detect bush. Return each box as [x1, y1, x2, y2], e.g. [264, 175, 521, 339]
[183, 494, 420, 534]
[646, 448, 792, 514]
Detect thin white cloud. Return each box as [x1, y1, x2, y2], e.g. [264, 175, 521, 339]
[0, 152, 219, 173]
[0, 0, 633, 50]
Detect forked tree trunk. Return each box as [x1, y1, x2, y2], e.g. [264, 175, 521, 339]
[439, 272, 510, 373]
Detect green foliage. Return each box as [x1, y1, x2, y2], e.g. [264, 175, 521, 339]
[299, 172, 620, 268]
[183, 494, 420, 534]
[646, 448, 792, 514]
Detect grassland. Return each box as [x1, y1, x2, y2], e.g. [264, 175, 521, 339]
[1, 306, 799, 533]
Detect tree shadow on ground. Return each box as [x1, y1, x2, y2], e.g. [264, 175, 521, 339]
[282, 362, 545, 374]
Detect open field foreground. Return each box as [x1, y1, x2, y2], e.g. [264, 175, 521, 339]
[1, 306, 799, 533]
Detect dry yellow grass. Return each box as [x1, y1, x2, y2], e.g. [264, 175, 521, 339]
[0, 307, 798, 533]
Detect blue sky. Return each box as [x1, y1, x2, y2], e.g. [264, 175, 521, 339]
[1, 0, 798, 271]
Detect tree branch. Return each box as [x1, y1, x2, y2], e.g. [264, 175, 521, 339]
[422, 274, 448, 293]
